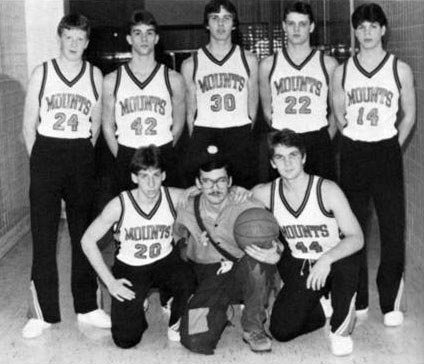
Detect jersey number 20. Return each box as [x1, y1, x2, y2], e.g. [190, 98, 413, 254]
[134, 242, 162, 259]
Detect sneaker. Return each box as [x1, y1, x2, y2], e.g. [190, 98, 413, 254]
[355, 307, 369, 318]
[242, 331, 272, 353]
[161, 297, 173, 318]
[77, 309, 111, 329]
[329, 332, 353, 356]
[167, 320, 180, 342]
[384, 311, 404, 327]
[22, 318, 51, 339]
[320, 296, 333, 319]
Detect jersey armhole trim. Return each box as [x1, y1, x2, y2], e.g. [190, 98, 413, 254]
[270, 179, 276, 213]
[269, 52, 278, 82]
[164, 66, 173, 98]
[115, 193, 125, 233]
[38, 61, 48, 106]
[393, 56, 401, 91]
[89, 63, 99, 101]
[341, 60, 348, 90]
[192, 51, 198, 82]
[320, 51, 330, 86]
[317, 177, 334, 217]
[113, 66, 122, 98]
[164, 187, 177, 219]
[240, 47, 250, 77]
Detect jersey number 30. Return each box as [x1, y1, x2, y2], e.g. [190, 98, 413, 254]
[210, 93, 235, 112]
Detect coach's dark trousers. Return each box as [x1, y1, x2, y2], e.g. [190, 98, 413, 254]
[340, 135, 405, 313]
[29, 135, 99, 323]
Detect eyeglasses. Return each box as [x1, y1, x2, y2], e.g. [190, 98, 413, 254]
[200, 177, 229, 188]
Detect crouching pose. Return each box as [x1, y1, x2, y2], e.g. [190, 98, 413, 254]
[175, 151, 274, 355]
[250, 129, 363, 356]
[82, 145, 195, 348]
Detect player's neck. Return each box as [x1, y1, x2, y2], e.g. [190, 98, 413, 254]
[357, 46, 386, 64]
[129, 53, 157, 73]
[201, 195, 228, 219]
[56, 56, 83, 72]
[206, 39, 234, 57]
[134, 188, 161, 207]
[282, 172, 309, 193]
[286, 42, 313, 60]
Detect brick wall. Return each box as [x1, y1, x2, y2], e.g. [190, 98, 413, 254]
[354, 0, 424, 274]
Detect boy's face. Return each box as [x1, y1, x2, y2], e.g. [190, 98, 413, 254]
[58, 28, 89, 62]
[270, 144, 306, 180]
[131, 167, 165, 199]
[207, 6, 235, 42]
[127, 23, 159, 56]
[355, 21, 386, 49]
[283, 12, 314, 46]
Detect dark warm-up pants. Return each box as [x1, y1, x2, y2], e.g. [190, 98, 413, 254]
[111, 248, 195, 348]
[180, 256, 268, 355]
[340, 135, 405, 313]
[185, 124, 255, 188]
[29, 135, 99, 323]
[116, 141, 179, 192]
[270, 249, 359, 341]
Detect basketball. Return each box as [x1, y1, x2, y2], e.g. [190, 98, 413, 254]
[233, 208, 280, 249]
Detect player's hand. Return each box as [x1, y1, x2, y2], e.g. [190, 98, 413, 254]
[244, 240, 281, 264]
[199, 231, 210, 246]
[178, 186, 201, 208]
[229, 186, 252, 204]
[107, 278, 135, 302]
[306, 255, 331, 291]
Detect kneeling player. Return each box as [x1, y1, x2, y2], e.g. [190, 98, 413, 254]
[81, 145, 195, 348]
[250, 129, 363, 356]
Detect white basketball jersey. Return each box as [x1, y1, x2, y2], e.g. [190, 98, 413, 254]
[270, 48, 329, 133]
[271, 175, 340, 260]
[194, 45, 251, 128]
[342, 53, 401, 142]
[38, 59, 98, 139]
[114, 187, 176, 266]
[114, 63, 173, 148]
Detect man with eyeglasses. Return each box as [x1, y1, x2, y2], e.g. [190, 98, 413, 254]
[174, 147, 275, 354]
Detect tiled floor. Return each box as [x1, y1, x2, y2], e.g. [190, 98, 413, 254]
[0, 219, 423, 364]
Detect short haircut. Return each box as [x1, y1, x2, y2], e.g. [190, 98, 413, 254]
[57, 14, 91, 38]
[352, 3, 387, 29]
[268, 129, 306, 158]
[283, 1, 315, 24]
[127, 10, 159, 35]
[130, 145, 164, 175]
[203, 0, 239, 28]
[198, 154, 230, 178]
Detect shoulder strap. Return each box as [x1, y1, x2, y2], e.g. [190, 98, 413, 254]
[193, 195, 239, 262]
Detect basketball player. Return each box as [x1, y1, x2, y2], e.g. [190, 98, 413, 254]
[250, 129, 363, 356]
[259, 1, 338, 181]
[181, 0, 259, 188]
[332, 3, 415, 326]
[102, 10, 185, 190]
[81, 145, 196, 348]
[175, 149, 273, 354]
[21, 14, 110, 338]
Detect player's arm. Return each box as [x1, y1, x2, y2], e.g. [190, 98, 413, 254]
[258, 56, 274, 126]
[22, 65, 43, 156]
[169, 69, 186, 146]
[245, 51, 259, 126]
[306, 180, 364, 290]
[331, 64, 348, 132]
[90, 66, 103, 146]
[324, 55, 339, 139]
[102, 71, 119, 157]
[397, 60, 416, 146]
[81, 198, 135, 302]
[181, 56, 197, 136]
